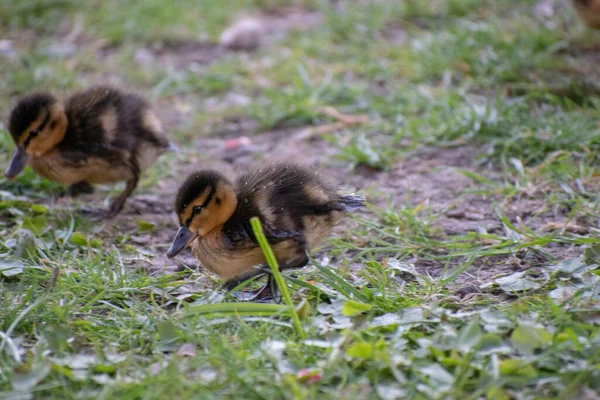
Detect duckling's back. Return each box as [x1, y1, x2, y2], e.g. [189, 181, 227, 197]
[27, 86, 170, 186]
[62, 86, 169, 171]
[228, 162, 361, 250]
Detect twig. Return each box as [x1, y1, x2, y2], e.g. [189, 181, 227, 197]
[287, 106, 370, 144]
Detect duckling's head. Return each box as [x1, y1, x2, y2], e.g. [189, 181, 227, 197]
[5, 93, 68, 179]
[167, 170, 238, 258]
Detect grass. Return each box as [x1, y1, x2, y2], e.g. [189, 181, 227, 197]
[1, 0, 600, 398]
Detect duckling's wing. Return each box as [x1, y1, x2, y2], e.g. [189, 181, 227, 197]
[223, 225, 301, 250]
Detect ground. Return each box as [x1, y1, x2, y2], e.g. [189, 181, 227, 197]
[1, 0, 600, 399]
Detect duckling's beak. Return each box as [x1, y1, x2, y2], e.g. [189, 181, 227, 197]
[167, 226, 198, 258]
[5, 147, 29, 180]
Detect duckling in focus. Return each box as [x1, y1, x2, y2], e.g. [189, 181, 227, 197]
[5, 86, 170, 218]
[166, 162, 364, 301]
[572, 0, 600, 29]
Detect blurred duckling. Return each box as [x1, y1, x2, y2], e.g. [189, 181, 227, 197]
[5, 86, 170, 218]
[572, 0, 600, 28]
[167, 162, 364, 301]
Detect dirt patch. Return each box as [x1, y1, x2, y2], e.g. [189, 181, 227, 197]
[135, 41, 223, 69]
[140, 122, 583, 284]
[15, 114, 582, 291]
[126, 6, 323, 70]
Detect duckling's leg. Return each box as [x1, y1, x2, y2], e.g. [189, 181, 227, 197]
[223, 268, 269, 292]
[249, 235, 309, 303]
[226, 268, 273, 302]
[67, 181, 94, 197]
[247, 274, 281, 303]
[105, 176, 139, 218]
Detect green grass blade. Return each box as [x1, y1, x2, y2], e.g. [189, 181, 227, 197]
[184, 302, 290, 318]
[250, 217, 306, 339]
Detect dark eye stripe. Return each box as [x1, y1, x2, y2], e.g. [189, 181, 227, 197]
[201, 186, 215, 208]
[184, 186, 216, 227]
[23, 112, 51, 150]
[37, 111, 51, 132]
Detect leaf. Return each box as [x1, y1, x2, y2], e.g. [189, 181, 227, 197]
[547, 258, 587, 275]
[157, 321, 180, 343]
[22, 215, 46, 235]
[583, 245, 600, 265]
[316, 297, 346, 315]
[0, 260, 25, 277]
[418, 363, 455, 386]
[456, 321, 482, 353]
[510, 325, 551, 355]
[376, 384, 406, 400]
[136, 219, 156, 232]
[398, 307, 425, 323]
[12, 363, 52, 391]
[342, 299, 373, 316]
[478, 333, 511, 355]
[54, 354, 97, 369]
[369, 313, 402, 328]
[30, 204, 47, 214]
[480, 309, 513, 332]
[499, 359, 537, 378]
[295, 298, 311, 320]
[549, 285, 578, 301]
[493, 271, 543, 293]
[346, 342, 374, 359]
[386, 259, 419, 276]
[486, 386, 510, 400]
[70, 232, 88, 246]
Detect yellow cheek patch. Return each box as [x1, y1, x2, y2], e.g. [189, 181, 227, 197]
[22, 103, 67, 156]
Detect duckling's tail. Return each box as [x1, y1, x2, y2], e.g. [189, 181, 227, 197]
[338, 194, 365, 212]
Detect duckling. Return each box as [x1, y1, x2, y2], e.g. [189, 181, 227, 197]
[166, 162, 364, 301]
[4, 86, 170, 218]
[572, 0, 600, 29]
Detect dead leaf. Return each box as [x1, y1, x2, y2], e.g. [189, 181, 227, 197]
[541, 221, 589, 235]
[220, 17, 265, 51]
[176, 343, 197, 357]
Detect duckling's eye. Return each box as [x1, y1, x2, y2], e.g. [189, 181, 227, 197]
[23, 129, 40, 149]
[193, 205, 203, 215]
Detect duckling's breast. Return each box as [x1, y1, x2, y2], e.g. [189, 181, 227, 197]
[29, 150, 133, 185]
[191, 230, 300, 281]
